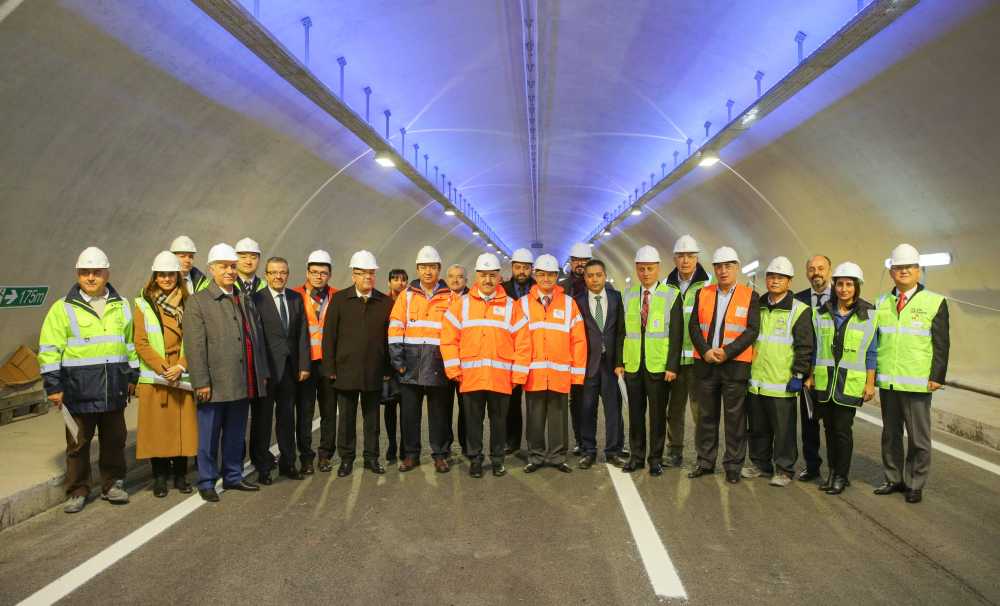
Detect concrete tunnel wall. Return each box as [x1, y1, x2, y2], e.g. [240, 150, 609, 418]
[0, 1, 997, 390]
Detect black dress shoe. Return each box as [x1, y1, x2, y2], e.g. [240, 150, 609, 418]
[571, 446, 581, 456]
[152, 476, 168, 498]
[300, 461, 315, 475]
[337, 462, 353, 477]
[173, 475, 193, 494]
[223, 480, 260, 492]
[470, 461, 484, 478]
[874, 481, 907, 495]
[621, 450, 631, 459]
[606, 455, 628, 468]
[622, 459, 645, 473]
[199, 488, 220, 502]
[825, 476, 847, 495]
[819, 475, 833, 491]
[578, 455, 595, 470]
[905, 489, 923, 504]
[725, 470, 740, 484]
[492, 464, 507, 477]
[318, 458, 333, 473]
[687, 466, 713, 479]
[280, 468, 304, 480]
[797, 468, 821, 482]
[649, 463, 664, 477]
[257, 472, 273, 486]
[555, 463, 572, 474]
[523, 462, 541, 473]
[364, 460, 386, 474]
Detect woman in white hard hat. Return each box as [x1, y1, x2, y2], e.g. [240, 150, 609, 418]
[134, 251, 198, 497]
[805, 262, 877, 495]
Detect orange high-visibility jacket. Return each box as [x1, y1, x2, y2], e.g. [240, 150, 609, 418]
[519, 285, 587, 393]
[693, 284, 754, 363]
[440, 285, 531, 394]
[292, 284, 338, 361]
[387, 281, 453, 386]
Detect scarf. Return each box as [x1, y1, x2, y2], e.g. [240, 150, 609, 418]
[155, 287, 184, 324]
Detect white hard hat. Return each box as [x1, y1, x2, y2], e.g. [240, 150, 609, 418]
[75, 246, 110, 269]
[415, 245, 442, 265]
[207, 243, 238, 264]
[151, 250, 182, 272]
[234, 237, 262, 255]
[889, 243, 920, 266]
[673, 234, 701, 254]
[169, 235, 197, 254]
[306, 250, 333, 266]
[634, 245, 661, 264]
[569, 242, 592, 259]
[348, 250, 378, 270]
[712, 246, 740, 264]
[765, 256, 795, 277]
[832, 261, 865, 284]
[475, 253, 502, 271]
[511, 248, 534, 264]
[534, 254, 560, 272]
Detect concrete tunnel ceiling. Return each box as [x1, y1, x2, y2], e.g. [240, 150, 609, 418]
[0, 0, 998, 388]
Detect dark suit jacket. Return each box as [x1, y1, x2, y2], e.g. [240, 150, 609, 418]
[321, 287, 393, 392]
[794, 287, 831, 309]
[689, 285, 761, 381]
[574, 287, 625, 378]
[253, 287, 310, 384]
[558, 275, 587, 299]
[502, 277, 535, 301]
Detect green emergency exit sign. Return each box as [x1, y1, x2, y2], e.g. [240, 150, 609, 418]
[0, 286, 48, 308]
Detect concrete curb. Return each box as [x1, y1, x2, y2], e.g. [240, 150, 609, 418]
[862, 394, 1000, 451]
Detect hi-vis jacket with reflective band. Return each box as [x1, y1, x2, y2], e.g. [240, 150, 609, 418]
[520, 285, 587, 393]
[440, 285, 531, 395]
[749, 296, 810, 397]
[133, 297, 192, 392]
[292, 284, 337, 361]
[388, 280, 453, 386]
[664, 264, 711, 366]
[38, 284, 139, 413]
[693, 284, 755, 363]
[814, 300, 877, 407]
[237, 275, 267, 294]
[188, 267, 210, 293]
[622, 283, 680, 373]
[875, 288, 946, 393]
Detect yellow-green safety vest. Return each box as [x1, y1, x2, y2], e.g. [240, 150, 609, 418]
[749, 297, 809, 398]
[875, 289, 944, 393]
[814, 307, 877, 407]
[134, 297, 193, 391]
[622, 284, 679, 373]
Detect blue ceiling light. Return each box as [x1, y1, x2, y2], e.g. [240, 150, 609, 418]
[413, 142, 419, 165]
[795, 31, 808, 64]
[383, 109, 391, 139]
[399, 126, 406, 151]
[363, 86, 372, 123]
[300, 16, 312, 67]
[336, 56, 347, 99]
[754, 70, 765, 98]
[726, 99, 735, 121]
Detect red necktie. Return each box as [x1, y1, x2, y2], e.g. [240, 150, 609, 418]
[641, 290, 650, 330]
[896, 292, 907, 314]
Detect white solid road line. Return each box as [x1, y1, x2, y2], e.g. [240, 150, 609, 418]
[855, 410, 1000, 477]
[607, 464, 688, 600]
[17, 418, 322, 606]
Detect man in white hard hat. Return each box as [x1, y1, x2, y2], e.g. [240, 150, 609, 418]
[662, 234, 711, 468]
[292, 250, 338, 473]
[742, 257, 814, 487]
[560, 242, 593, 455]
[501, 247, 536, 456]
[38, 247, 138, 513]
[323, 251, 394, 476]
[444, 263, 470, 456]
[792, 254, 833, 482]
[170, 235, 210, 294]
[620, 245, 683, 476]
[873, 244, 949, 504]
[441, 253, 531, 478]
[234, 237, 266, 294]
[184, 243, 270, 501]
[687, 246, 761, 484]
[388, 246, 455, 472]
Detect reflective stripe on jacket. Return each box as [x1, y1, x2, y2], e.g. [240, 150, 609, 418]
[520, 285, 587, 393]
[388, 280, 452, 386]
[292, 284, 337, 361]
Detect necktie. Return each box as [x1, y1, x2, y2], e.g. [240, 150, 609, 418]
[594, 295, 604, 330]
[896, 292, 907, 314]
[277, 292, 288, 332]
[541, 295, 551, 310]
[641, 290, 650, 330]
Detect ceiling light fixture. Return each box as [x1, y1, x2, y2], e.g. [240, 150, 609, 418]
[444, 208, 456, 216]
[742, 260, 759, 274]
[697, 151, 720, 167]
[631, 208, 642, 216]
[373, 150, 395, 168]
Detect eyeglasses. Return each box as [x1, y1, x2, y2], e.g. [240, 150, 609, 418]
[265, 270, 289, 276]
[307, 270, 330, 277]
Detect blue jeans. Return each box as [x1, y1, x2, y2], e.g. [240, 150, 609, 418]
[197, 400, 250, 490]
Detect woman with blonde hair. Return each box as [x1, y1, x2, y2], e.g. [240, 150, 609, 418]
[134, 251, 198, 496]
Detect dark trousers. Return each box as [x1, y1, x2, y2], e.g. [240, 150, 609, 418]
[799, 390, 823, 473]
[666, 364, 696, 457]
[693, 363, 748, 472]
[249, 396, 275, 475]
[818, 403, 857, 478]
[526, 390, 569, 465]
[463, 390, 508, 465]
[748, 394, 798, 475]
[270, 365, 300, 472]
[879, 389, 933, 490]
[336, 389, 380, 462]
[296, 360, 333, 462]
[569, 383, 584, 448]
[446, 381, 468, 454]
[196, 400, 250, 490]
[150, 456, 188, 479]
[506, 385, 525, 451]
[625, 369, 669, 464]
[400, 383, 452, 459]
[383, 398, 400, 459]
[64, 408, 127, 497]
[581, 355, 624, 456]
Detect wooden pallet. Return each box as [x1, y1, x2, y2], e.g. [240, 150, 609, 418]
[0, 382, 49, 425]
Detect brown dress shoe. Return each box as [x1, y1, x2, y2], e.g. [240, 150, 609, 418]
[433, 458, 450, 473]
[399, 457, 418, 472]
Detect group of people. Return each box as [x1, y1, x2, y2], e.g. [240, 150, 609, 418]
[37, 233, 948, 513]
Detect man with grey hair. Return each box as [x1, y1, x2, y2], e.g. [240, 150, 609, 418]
[444, 263, 469, 456]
